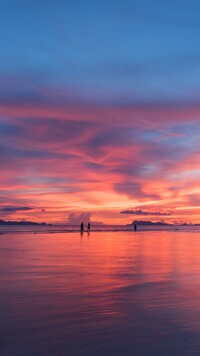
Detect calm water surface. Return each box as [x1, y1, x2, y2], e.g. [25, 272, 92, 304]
[1, 231, 200, 355]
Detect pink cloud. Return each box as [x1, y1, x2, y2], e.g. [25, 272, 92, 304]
[1, 94, 200, 223]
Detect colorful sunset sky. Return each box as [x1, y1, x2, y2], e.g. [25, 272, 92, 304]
[1, 0, 200, 224]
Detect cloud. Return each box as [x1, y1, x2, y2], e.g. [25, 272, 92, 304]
[1, 206, 33, 212]
[1, 76, 200, 223]
[120, 209, 171, 216]
[68, 212, 91, 225]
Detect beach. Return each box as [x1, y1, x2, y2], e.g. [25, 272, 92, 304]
[1, 230, 200, 355]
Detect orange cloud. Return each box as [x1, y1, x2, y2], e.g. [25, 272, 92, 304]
[1, 96, 200, 224]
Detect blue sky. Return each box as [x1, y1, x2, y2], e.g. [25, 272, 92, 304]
[1, 0, 200, 102]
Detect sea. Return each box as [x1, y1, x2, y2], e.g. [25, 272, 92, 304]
[1, 226, 200, 355]
[0, 223, 200, 235]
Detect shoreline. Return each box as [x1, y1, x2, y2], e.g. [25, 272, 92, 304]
[0, 227, 191, 236]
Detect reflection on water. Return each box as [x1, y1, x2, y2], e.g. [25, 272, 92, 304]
[1, 231, 200, 355]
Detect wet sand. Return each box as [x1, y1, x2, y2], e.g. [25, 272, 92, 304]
[1, 231, 200, 355]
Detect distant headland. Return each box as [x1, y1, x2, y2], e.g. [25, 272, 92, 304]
[128, 220, 172, 226]
[128, 220, 200, 226]
[0, 219, 50, 226]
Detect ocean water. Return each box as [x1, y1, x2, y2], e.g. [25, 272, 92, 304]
[1, 230, 200, 355]
[0, 223, 199, 235]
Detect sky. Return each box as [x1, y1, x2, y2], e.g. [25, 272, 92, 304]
[1, 0, 200, 224]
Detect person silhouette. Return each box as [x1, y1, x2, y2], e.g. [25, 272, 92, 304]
[80, 222, 84, 234]
[87, 222, 91, 233]
[134, 223, 137, 231]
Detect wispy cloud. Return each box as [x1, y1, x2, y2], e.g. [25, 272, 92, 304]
[120, 210, 171, 216]
[1, 206, 33, 212]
